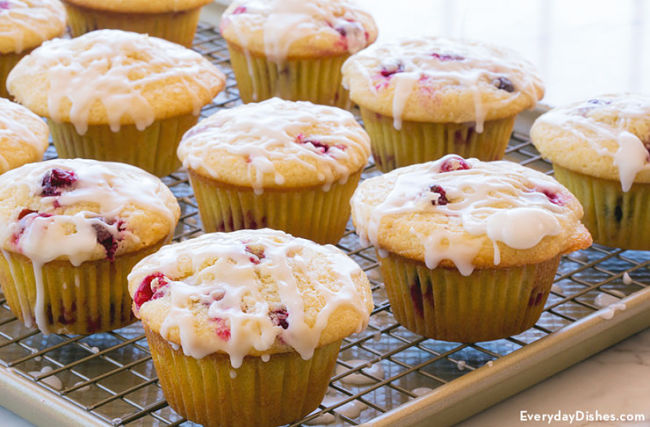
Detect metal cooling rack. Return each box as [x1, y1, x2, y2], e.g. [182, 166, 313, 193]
[0, 23, 649, 427]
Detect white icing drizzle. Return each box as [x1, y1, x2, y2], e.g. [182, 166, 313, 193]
[0, 0, 65, 53]
[336, 359, 384, 385]
[623, 272, 633, 285]
[8, 30, 216, 134]
[28, 366, 62, 390]
[352, 156, 566, 276]
[342, 37, 542, 131]
[178, 97, 370, 194]
[411, 387, 433, 397]
[224, 0, 370, 61]
[0, 159, 178, 333]
[130, 230, 370, 368]
[222, 0, 372, 101]
[535, 95, 650, 192]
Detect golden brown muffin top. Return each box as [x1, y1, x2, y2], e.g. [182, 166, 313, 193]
[0, 158, 180, 263]
[177, 98, 371, 191]
[128, 229, 373, 366]
[531, 94, 650, 191]
[351, 155, 591, 274]
[342, 37, 544, 129]
[0, 0, 65, 54]
[220, 0, 378, 60]
[0, 98, 49, 173]
[7, 30, 225, 134]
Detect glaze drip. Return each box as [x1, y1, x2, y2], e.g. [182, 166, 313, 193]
[352, 155, 569, 276]
[129, 229, 372, 368]
[178, 97, 370, 193]
[0, 0, 65, 53]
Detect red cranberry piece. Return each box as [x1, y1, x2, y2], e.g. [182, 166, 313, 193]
[430, 185, 448, 205]
[213, 318, 231, 341]
[296, 133, 332, 154]
[493, 76, 515, 93]
[587, 98, 611, 105]
[232, 5, 246, 14]
[269, 308, 289, 329]
[431, 52, 464, 61]
[380, 61, 404, 78]
[134, 273, 169, 309]
[41, 168, 78, 197]
[539, 189, 565, 206]
[245, 245, 265, 264]
[92, 218, 123, 261]
[17, 209, 36, 220]
[0, 1, 9, 10]
[439, 156, 471, 172]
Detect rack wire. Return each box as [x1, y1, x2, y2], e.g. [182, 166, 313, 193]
[0, 23, 648, 427]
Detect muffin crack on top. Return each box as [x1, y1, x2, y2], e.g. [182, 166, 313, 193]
[128, 229, 374, 368]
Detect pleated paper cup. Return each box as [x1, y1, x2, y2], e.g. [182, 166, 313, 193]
[0, 239, 167, 334]
[227, 42, 351, 108]
[49, 113, 198, 177]
[63, 1, 203, 47]
[360, 108, 516, 172]
[188, 169, 362, 245]
[553, 165, 650, 250]
[378, 252, 561, 342]
[146, 326, 340, 427]
[0, 51, 29, 99]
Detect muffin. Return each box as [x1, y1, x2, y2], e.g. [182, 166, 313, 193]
[177, 97, 371, 244]
[0, 159, 180, 334]
[128, 229, 373, 427]
[342, 37, 545, 171]
[351, 155, 591, 342]
[62, 0, 213, 47]
[0, 0, 66, 98]
[220, 0, 377, 108]
[0, 98, 49, 173]
[531, 94, 650, 249]
[7, 29, 225, 177]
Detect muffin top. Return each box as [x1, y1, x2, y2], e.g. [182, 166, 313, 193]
[62, 0, 212, 13]
[342, 37, 545, 129]
[0, 98, 49, 174]
[0, 159, 180, 265]
[7, 30, 225, 134]
[177, 98, 371, 192]
[0, 0, 66, 54]
[128, 229, 373, 367]
[351, 155, 591, 275]
[220, 0, 378, 61]
[531, 94, 650, 192]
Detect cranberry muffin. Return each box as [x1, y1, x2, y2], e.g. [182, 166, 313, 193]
[342, 37, 544, 171]
[7, 29, 225, 176]
[128, 229, 373, 427]
[531, 94, 650, 249]
[0, 159, 180, 334]
[177, 97, 371, 244]
[351, 155, 591, 341]
[220, 0, 377, 107]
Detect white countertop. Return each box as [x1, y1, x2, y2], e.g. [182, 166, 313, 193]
[2, 1, 649, 426]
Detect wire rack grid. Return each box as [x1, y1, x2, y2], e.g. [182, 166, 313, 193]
[0, 23, 648, 427]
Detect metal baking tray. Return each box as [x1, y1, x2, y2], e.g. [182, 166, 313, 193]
[0, 24, 648, 427]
